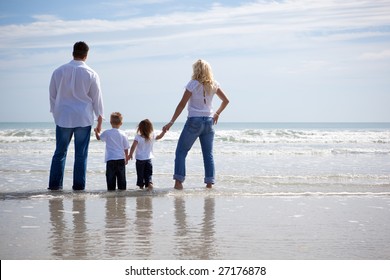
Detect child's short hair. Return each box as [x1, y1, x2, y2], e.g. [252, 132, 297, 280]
[110, 112, 123, 126]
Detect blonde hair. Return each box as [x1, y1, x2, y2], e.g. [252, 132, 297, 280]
[137, 119, 154, 141]
[110, 112, 123, 126]
[192, 59, 215, 93]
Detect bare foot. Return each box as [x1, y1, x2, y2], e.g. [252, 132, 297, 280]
[206, 183, 213, 189]
[174, 180, 183, 190]
[147, 183, 153, 191]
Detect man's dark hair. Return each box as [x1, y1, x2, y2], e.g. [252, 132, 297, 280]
[73, 41, 89, 59]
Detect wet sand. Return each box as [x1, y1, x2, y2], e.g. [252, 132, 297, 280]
[1, 192, 390, 260]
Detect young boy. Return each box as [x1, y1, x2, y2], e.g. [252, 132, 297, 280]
[95, 112, 130, 191]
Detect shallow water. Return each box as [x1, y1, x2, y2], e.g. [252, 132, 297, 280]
[1, 122, 389, 194]
[1, 122, 390, 259]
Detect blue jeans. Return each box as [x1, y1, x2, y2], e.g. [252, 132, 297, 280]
[49, 125, 91, 190]
[174, 117, 215, 184]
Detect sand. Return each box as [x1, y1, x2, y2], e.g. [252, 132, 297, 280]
[1, 191, 389, 260]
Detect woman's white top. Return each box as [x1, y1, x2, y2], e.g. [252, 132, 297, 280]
[186, 79, 220, 117]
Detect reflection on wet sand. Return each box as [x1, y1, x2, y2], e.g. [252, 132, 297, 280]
[47, 194, 217, 259]
[72, 199, 88, 258]
[104, 196, 129, 258]
[134, 196, 153, 258]
[48, 198, 90, 259]
[48, 199, 66, 259]
[174, 196, 218, 259]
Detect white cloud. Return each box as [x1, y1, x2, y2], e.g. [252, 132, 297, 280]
[1, 0, 389, 50]
[1, 0, 390, 122]
[31, 14, 61, 22]
[360, 49, 390, 60]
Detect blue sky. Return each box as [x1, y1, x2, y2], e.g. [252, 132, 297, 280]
[1, 0, 390, 123]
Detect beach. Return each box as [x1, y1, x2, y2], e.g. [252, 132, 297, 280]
[1, 122, 390, 260]
[1, 192, 390, 260]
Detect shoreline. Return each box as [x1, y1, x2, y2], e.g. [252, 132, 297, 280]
[2, 187, 390, 200]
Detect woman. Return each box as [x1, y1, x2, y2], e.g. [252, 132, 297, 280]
[163, 59, 229, 190]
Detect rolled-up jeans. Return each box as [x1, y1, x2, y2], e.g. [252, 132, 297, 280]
[49, 125, 91, 190]
[174, 117, 215, 184]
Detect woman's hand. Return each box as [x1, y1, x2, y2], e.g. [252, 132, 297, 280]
[213, 88, 229, 125]
[163, 122, 173, 132]
[213, 113, 220, 125]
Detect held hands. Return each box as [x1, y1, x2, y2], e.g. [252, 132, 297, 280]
[163, 122, 174, 132]
[94, 128, 101, 140]
[95, 115, 103, 134]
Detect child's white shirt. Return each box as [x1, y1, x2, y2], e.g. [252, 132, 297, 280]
[100, 128, 130, 162]
[134, 133, 156, 160]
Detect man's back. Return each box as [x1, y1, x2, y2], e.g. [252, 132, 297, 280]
[49, 60, 102, 128]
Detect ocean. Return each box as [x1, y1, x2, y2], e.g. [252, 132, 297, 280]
[1, 122, 390, 259]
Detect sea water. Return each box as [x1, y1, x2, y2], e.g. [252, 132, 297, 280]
[1, 122, 390, 260]
[0, 122, 389, 195]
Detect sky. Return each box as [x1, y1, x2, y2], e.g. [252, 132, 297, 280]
[0, 0, 390, 123]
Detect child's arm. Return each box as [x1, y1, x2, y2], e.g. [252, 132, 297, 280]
[129, 140, 138, 160]
[124, 148, 129, 165]
[94, 128, 101, 140]
[155, 130, 166, 141]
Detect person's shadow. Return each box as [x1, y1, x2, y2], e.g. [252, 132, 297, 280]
[174, 196, 218, 259]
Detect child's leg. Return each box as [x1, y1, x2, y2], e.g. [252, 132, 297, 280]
[144, 159, 153, 189]
[135, 160, 145, 188]
[106, 161, 116, 191]
[117, 159, 127, 190]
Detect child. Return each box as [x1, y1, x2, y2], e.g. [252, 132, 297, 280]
[95, 112, 130, 191]
[129, 119, 166, 190]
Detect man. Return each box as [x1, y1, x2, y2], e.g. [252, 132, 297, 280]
[49, 41, 104, 190]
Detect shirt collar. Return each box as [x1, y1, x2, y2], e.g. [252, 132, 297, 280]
[71, 59, 86, 65]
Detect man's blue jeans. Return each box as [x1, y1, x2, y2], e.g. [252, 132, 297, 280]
[174, 117, 215, 184]
[49, 125, 91, 190]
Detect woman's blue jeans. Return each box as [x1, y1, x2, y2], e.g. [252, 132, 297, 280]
[174, 117, 215, 184]
[49, 125, 91, 190]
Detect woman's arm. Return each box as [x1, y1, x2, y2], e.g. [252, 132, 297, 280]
[213, 88, 230, 124]
[163, 90, 192, 132]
